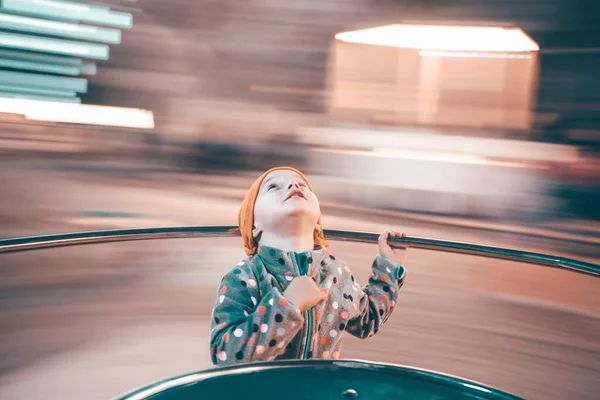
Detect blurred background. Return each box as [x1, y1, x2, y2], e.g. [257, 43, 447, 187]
[0, 0, 599, 399]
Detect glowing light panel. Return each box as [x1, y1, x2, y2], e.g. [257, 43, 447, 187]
[0, 98, 155, 129]
[335, 25, 539, 52]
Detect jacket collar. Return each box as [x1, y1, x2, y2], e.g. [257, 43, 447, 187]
[254, 245, 329, 278]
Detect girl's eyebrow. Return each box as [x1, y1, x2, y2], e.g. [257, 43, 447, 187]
[262, 177, 276, 187]
[260, 177, 277, 192]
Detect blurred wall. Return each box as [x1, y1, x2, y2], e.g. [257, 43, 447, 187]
[73, 0, 600, 147]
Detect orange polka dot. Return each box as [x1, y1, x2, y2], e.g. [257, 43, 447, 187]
[315, 313, 321, 321]
[279, 298, 289, 307]
[340, 311, 349, 319]
[351, 303, 357, 312]
[390, 307, 395, 313]
[259, 290, 263, 296]
[220, 286, 227, 293]
[280, 283, 285, 290]
[257, 306, 267, 315]
[311, 270, 316, 277]
[223, 333, 229, 343]
[333, 352, 340, 359]
[217, 323, 226, 330]
[322, 249, 327, 255]
[211, 348, 216, 355]
[320, 337, 328, 345]
[382, 275, 389, 282]
[321, 288, 328, 294]
[322, 351, 330, 358]
[246, 338, 252, 345]
[380, 296, 388, 303]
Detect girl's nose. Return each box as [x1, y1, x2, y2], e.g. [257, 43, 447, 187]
[288, 181, 300, 190]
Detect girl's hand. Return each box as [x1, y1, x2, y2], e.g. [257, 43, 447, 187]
[378, 229, 407, 266]
[284, 276, 327, 312]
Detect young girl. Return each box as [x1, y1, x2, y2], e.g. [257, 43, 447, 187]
[209, 166, 407, 364]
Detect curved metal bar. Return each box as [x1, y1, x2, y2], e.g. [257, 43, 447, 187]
[114, 359, 523, 400]
[0, 226, 598, 277]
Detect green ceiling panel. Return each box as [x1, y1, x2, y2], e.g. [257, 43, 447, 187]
[0, 0, 132, 105]
[0, 49, 83, 66]
[0, 13, 121, 43]
[80, 61, 97, 75]
[0, 58, 80, 75]
[0, 70, 87, 92]
[0, 83, 76, 97]
[0, 90, 81, 103]
[1, 0, 132, 29]
[0, 31, 109, 59]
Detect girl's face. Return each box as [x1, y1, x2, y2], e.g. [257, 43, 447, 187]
[253, 169, 321, 237]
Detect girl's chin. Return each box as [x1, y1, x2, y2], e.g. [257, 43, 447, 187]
[271, 207, 319, 220]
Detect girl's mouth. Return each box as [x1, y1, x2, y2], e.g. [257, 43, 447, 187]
[285, 189, 306, 201]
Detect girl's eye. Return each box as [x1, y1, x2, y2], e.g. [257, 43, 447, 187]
[268, 184, 278, 191]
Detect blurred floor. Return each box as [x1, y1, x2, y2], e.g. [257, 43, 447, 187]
[0, 157, 599, 399]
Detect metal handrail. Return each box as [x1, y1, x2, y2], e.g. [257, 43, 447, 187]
[0, 226, 598, 277]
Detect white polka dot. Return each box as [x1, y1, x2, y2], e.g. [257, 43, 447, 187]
[247, 279, 257, 288]
[218, 351, 227, 361]
[236, 262, 245, 267]
[234, 329, 243, 338]
[332, 302, 339, 310]
[251, 297, 257, 305]
[285, 275, 293, 281]
[260, 324, 269, 333]
[277, 327, 286, 336]
[337, 267, 343, 274]
[326, 280, 332, 289]
[269, 298, 274, 306]
[244, 310, 249, 317]
[329, 330, 338, 338]
[219, 295, 225, 303]
[256, 346, 265, 355]
[386, 267, 392, 273]
[278, 341, 286, 349]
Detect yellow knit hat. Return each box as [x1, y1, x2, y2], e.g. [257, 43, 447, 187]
[238, 166, 328, 256]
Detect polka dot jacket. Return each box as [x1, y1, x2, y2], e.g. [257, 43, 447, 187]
[209, 245, 406, 365]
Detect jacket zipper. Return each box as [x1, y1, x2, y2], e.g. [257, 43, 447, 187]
[296, 253, 312, 359]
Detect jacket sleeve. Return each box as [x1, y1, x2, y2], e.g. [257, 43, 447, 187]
[209, 261, 304, 365]
[346, 255, 406, 339]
